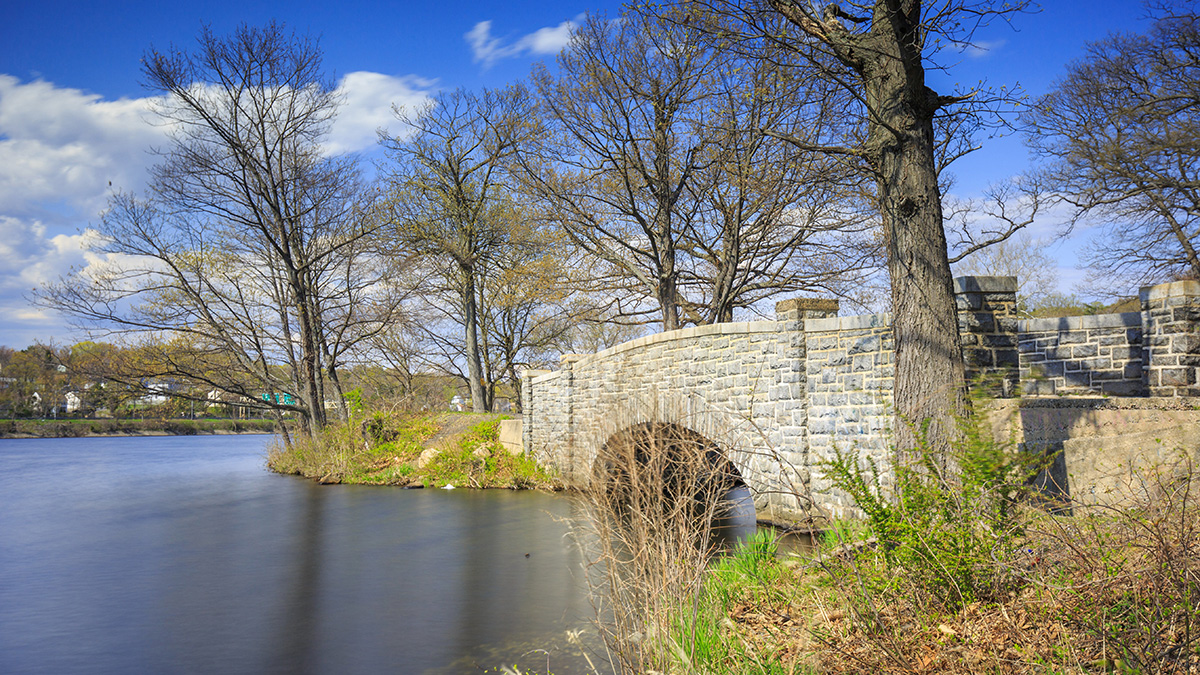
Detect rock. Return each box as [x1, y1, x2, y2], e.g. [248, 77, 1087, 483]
[415, 447, 440, 469]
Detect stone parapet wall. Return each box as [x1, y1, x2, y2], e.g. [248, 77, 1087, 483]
[803, 313, 894, 518]
[1018, 313, 1144, 396]
[523, 278, 1200, 526]
[987, 397, 1200, 504]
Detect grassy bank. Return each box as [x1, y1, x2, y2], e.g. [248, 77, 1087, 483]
[0, 417, 278, 438]
[267, 412, 560, 490]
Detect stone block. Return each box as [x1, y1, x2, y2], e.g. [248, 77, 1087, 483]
[994, 350, 1021, 367]
[1072, 343, 1099, 359]
[848, 334, 881, 355]
[959, 312, 995, 333]
[963, 347, 994, 368]
[1058, 331, 1086, 345]
[955, 294, 982, 311]
[1063, 371, 1091, 388]
[1098, 380, 1146, 396]
[1174, 333, 1200, 353]
[997, 317, 1020, 333]
[982, 334, 1017, 348]
[1159, 368, 1195, 387]
[1079, 357, 1112, 370]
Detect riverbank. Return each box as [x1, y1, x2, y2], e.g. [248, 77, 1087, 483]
[0, 418, 278, 438]
[267, 412, 560, 490]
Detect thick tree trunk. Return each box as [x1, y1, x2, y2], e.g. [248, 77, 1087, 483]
[878, 131, 966, 454]
[658, 274, 681, 331]
[863, 1, 967, 455]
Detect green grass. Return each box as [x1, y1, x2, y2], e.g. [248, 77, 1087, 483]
[267, 413, 559, 490]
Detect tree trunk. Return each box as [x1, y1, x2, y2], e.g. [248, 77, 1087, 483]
[461, 264, 488, 413]
[864, 2, 967, 455]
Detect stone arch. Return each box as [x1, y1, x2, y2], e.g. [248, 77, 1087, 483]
[593, 421, 755, 537]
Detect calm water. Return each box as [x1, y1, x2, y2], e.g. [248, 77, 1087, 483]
[0, 435, 606, 675]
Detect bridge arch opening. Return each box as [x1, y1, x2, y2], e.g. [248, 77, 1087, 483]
[593, 421, 756, 547]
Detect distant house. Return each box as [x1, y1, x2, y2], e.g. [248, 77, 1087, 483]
[131, 379, 187, 407]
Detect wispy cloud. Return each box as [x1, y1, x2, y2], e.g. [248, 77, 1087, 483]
[961, 39, 1007, 58]
[465, 15, 584, 68]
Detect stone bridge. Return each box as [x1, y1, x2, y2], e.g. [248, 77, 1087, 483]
[521, 278, 1200, 526]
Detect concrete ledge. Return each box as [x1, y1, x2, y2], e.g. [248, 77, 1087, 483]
[954, 275, 1018, 294]
[1140, 279, 1200, 303]
[1019, 311, 1141, 334]
[1002, 396, 1200, 411]
[806, 312, 891, 333]
[531, 370, 563, 385]
[499, 419, 523, 454]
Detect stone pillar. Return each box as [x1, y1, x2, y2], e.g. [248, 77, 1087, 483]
[520, 369, 550, 455]
[775, 297, 840, 325]
[954, 276, 1020, 396]
[1140, 280, 1200, 397]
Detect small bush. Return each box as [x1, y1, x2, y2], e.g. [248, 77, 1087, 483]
[823, 410, 1048, 611]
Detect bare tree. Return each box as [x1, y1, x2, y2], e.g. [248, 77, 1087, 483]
[523, 9, 875, 329]
[673, 0, 1032, 453]
[1025, 3, 1200, 289]
[36, 24, 398, 435]
[380, 87, 537, 412]
[678, 44, 879, 322]
[523, 11, 718, 331]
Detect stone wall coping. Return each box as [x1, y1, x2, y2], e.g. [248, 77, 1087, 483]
[1019, 311, 1141, 334]
[561, 320, 784, 368]
[531, 370, 563, 385]
[521, 369, 552, 379]
[953, 275, 1018, 294]
[1140, 279, 1200, 303]
[806, 312, 891, 333]
[776, 297, 840, 313]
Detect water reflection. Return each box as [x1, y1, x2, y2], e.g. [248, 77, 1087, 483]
[0, 437, 611, 675]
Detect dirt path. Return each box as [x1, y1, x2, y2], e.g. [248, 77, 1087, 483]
[422, 412, 506, 449]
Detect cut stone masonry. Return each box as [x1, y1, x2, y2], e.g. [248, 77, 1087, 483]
[523, 277, 1200, 524]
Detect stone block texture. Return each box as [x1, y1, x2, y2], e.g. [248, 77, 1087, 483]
[1018, 313, 1144, 396]
[523, 279, 1199, 526]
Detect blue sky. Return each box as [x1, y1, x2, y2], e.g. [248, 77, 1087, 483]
[0, 0, 1155, 347]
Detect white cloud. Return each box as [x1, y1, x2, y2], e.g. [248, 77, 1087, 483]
[0, 75, 165, 220]
[326, 72, 437, 154]
[0, 72, 435, 346]
[466, 16, 584, 68]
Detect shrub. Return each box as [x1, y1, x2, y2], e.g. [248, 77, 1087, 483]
[823, 409, 1048, 611]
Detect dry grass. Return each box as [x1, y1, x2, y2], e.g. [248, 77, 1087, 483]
[575, 420, 745, 674]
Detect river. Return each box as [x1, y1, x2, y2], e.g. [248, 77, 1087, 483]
[0, 435, 608, 674]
